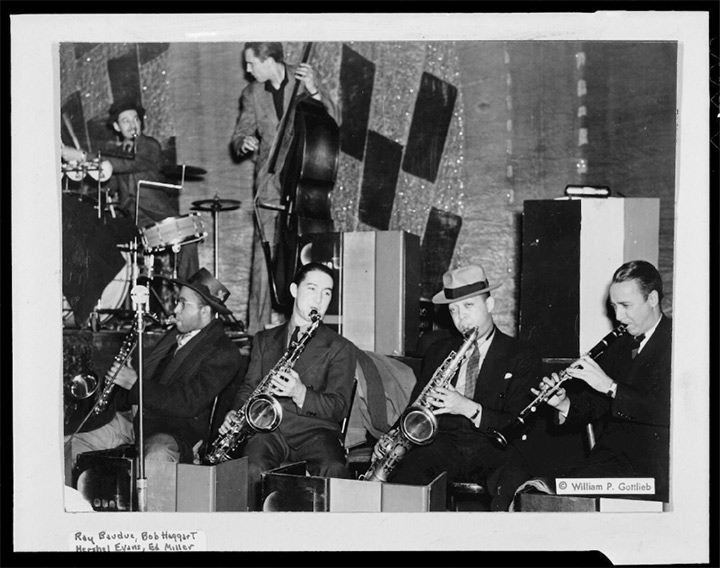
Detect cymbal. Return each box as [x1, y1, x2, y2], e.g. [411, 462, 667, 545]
[191, 196, 242, 212]
[161, 164, 207, 178]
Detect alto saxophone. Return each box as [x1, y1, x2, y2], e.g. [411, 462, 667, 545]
[486, 324, 628, 448]
[361, 326, 481, 482]
[204, 310, 322, 465]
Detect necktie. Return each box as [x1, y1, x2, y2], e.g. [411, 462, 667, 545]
[631, 333, 645, 359]
[288, 326, 300, 348]
[464, 344, 480, 398]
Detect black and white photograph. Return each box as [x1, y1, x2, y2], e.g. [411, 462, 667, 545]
[10, 9, 712, 565]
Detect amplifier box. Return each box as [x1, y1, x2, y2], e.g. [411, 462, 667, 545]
[73, 445, 248, 512]
[261, 461, 446, 512]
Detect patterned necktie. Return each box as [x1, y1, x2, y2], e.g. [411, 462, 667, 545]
[464, 343, 480, 398]
[631, 333, 645, 359]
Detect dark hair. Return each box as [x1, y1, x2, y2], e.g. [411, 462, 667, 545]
[244, 42, 284, 63]
[293, 262, 335, 287]
[108, 98, 146, 128]
[612, 260, 664, 302]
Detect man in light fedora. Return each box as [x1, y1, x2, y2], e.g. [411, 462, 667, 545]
[66, 268, 243, 472]
[380, 264, 541, 510]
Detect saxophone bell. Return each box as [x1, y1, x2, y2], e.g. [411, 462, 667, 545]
[399, 405, 438, 446]
[245, 393, 283, 432]
[67, 372, 99, 400]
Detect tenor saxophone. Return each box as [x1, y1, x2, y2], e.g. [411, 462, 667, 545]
[361, 326, 481, 482]
[204, 311, 322, 465]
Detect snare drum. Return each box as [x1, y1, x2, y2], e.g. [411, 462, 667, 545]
[141, 213, 207, 253]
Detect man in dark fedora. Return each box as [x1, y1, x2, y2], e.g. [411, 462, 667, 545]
[378, 264, 541, 510]
[68, 268, 243, 466]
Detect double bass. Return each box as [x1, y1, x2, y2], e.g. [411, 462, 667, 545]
[254, 42, 340, 312]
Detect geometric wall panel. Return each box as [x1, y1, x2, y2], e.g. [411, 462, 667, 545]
[359, 130, 403, 230]
[339, 45, 375, 161]
[420, 206, 462, 299]
[107, 51, 142, 108]
[138, 43, 170, 65]
[402, 72, 457, 183]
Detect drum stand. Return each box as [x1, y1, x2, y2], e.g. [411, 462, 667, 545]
[191, 195, 245, 332]
[190, 194, 242, 278]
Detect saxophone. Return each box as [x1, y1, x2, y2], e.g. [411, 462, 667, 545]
[361, 326, 481, 482]
[204, 310, 322, 465]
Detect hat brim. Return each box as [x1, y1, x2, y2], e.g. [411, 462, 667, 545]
[169, 277, 232, 315]
[431, 282, 502, 305]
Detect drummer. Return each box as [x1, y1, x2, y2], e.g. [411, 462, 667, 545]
[62, 98, 198, 281]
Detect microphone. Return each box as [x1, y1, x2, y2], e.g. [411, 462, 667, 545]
[131, 284, 150, 311]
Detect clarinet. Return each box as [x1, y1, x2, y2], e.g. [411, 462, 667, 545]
[93, 328, 138, 414]
[486, 324, 627, 448]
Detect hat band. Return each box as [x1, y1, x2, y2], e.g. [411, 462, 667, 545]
[445, 280, 489, 300]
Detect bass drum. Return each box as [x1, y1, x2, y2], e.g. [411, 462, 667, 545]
[63, 252, 133, 327]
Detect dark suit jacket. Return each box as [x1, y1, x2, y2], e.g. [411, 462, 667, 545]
[230, 63, 340, 202]
[232, 322, 356, 438]
[564, 315, 672, 500]
[412, 328, 541, 437]
[117, 319, 243, 452]
[105, 134, 179, 227]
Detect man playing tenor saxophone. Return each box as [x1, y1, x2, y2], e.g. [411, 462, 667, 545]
[219, 262, 357, 510]
[372, 264, 541, 510]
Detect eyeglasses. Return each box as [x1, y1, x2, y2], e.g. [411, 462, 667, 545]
[175, 299, 204, 310]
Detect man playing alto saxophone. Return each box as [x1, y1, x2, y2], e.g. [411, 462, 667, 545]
[375, 264, 541, 510]
[219, 262, 357, 510]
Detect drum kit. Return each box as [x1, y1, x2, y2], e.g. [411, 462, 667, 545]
[61, 160, 242, 330]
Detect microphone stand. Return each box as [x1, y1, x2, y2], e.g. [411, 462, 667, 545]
[130, 284, 150, 512]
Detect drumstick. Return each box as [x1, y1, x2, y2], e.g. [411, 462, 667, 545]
[62, 112, 82, 152]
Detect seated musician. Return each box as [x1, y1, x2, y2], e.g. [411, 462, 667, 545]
[65, 268, 243, 469]
[229, 41, 340, 334]
[219, 262, 356, 511]
[526, 260, 671, 503]
[61, 98, 198, 281]
[372, 264, 542, 511]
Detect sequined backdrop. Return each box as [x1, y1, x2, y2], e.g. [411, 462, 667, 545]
[60, 40, 676, 335]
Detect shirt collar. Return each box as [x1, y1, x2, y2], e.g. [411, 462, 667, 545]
[176, 329, 201, 350]
[264, 65, 288, 93]
[637, 314, 662, 353]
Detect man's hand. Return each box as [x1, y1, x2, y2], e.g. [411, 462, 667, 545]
[430, 385, 476, 417]
[240, 135, 259, 154]
[270, 369, 306, 404]
[219, 410, 238, 435]
[565, 356, 614, 394]
[294, 63, 318, 96]
[532, 373, 570, 416]
[106, 362, 137, 390]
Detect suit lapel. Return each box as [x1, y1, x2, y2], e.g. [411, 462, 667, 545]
[473, 331, 509, 400]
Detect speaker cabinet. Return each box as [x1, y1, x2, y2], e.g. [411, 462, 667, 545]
[519, 198, 659, 358]
[342, 231, 420, 356]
